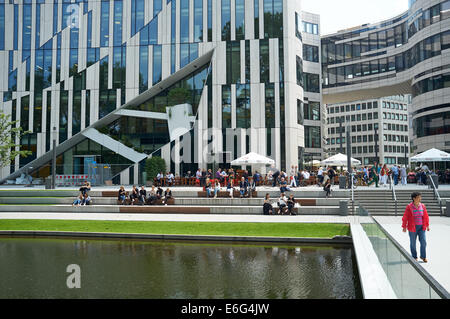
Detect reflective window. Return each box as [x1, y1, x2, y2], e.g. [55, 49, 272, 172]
[296, 56, 303, 87]
[303, 44, 319, 62]
[153, 45, 162, 85]
[227, 41, 241, 84]
[260, 39, 270, 83]
[100, 0, 110, 47]
[194, 0, 203, 42]
[222, 85, 231, 128]
[139, 47, 148, 93]
[236, 83, 250, 128]
[180, 0, 190, 43]
[153, 0, 162, 18]
[304, 101, 320, 121]
[222, 0, 231, 41]
[305, 126, 321, 148]
[303, 73, 320, 93]
[114, 0, 123, 46]
[131, 0, 145, 36]
[236, 0, 245, 40]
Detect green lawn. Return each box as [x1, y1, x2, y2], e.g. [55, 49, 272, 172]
[0, 220, 350, 238]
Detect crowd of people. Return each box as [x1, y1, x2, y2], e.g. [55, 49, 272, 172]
[118, 185, 174, 205]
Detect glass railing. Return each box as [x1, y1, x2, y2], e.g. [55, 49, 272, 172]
[357, 205, 449, 299]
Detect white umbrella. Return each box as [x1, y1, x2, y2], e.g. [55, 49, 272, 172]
[321, 153, 361, 166]
[410, 148, 450, 171]
[231, 152, 275, 166]
[410, 148, 450, 162]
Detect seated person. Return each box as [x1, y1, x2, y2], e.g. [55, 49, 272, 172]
[239, 177, 248, 198]
[205, 178, 213, 198]
[156, 172, 164, 186]
[117, 186, 127, 205]
[139, 186, 147, 205]
[227, 179, 235, 198]
[277, 193, 288, 215]
[73, 194, 83, 207]
[287, 194, 296, 215]
[213, 180, 221, 198]
[156, 186, 163, 200]
[323, 180, 332, 198]
[79, 181, 91, 196]
[263, 193, 274, 215]
[81, 193, 92, 206]
[279, 177, 290, 194]
[129, 185, 139, 205]
[147, 185, 157, 205]
[166, 172, 175, 186]
[162, 188, 173, 205]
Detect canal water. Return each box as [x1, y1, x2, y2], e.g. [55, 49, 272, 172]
[0, 237, 362, 299]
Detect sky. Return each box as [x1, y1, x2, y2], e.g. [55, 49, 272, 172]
[301, 0, 409, 35]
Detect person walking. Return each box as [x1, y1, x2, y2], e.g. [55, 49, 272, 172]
[367, 164, 379, 187]
[402, 192, 430, 262]
[323, 179, 332, 198]
[391, 164, 399, 186]
[380, 164, 387, 186]
[327, 167, 336, 185]
[400, 165, 407, 186]
[317, 167, 324, 186]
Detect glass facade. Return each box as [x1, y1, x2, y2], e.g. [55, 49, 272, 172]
[1, 0, 305, 182]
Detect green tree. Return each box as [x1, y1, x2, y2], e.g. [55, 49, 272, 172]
[167, 87, 192, 106]
[0, 111, 32, 168]
[145, 156, 166, 182]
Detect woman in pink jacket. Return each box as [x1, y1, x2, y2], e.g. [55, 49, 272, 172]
[402, 192, 430, 262]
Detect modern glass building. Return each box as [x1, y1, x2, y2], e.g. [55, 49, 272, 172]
[0, 0, 319, 184]
[2, 0, 450, 185]
[321, 0, 450, 158]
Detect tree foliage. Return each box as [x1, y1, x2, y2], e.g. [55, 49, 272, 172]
[0, 111, 32, 168]
[145, 156, 166, 181]
[167, 87, 192, 106]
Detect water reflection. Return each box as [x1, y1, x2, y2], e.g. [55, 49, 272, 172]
[0, 237, 362, 299]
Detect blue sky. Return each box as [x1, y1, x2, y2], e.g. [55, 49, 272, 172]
[301, 0, 409, 35]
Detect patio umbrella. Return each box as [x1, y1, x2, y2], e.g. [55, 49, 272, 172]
[231, 152, 275, 166]
[320, 153, 361, 167]
[410, 148, 450, 171]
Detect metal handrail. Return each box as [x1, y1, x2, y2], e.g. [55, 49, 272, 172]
[351, 172, 355, 215]
[369, 214, 450, 299]
[428, 173, 443, 216]
[388, 174, 398, 216]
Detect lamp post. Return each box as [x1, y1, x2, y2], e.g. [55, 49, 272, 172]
[338, 117, 344, 154]
[51, 126, 56, 189]
[374, 125, 379, 163]
[404, 143, 408, 169]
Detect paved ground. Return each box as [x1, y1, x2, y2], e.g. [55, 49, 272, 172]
[375, 216, 450, 294]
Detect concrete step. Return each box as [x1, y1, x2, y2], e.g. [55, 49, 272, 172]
[0, 197, 344, 207]
[0, 204, 341, 215]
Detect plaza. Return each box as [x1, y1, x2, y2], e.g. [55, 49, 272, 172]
[0, 0, 449, 301]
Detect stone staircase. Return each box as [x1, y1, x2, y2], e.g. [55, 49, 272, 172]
[353, 188, 444, 216]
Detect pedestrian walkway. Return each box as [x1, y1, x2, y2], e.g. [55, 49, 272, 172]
[375, 216, 450, 294]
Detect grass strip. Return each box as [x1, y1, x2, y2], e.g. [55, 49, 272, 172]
[0, 220, 350, 238]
